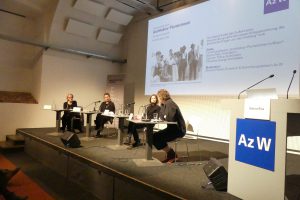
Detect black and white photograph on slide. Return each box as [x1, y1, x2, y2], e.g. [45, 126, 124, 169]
[151, 41, 203, 83]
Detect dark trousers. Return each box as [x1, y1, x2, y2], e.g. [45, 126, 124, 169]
[71, 113, 84, 132]
[0, 170, 6, 194]
[189, 62, 197, 80]
[178, 64, 186, 81]
[127, 122, 152, 142]
[153, 125, 185, 150]
[62, 112, 75, 131]
[95, 114, 113, 131]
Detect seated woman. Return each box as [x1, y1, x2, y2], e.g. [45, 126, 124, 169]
[127, 94, 161, 148]
[94, 92, 115, 137]
[61, 93, 78, 132]
[153, 89, 186, 163]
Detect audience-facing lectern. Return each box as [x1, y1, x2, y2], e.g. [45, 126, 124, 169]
[222, 96, 300, 200]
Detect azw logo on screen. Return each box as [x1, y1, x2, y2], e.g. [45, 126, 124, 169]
[264, 0, 289, 14]
[235, 118, 276, 171]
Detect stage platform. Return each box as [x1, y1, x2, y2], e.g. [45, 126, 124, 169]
[17, 127, 239, 200]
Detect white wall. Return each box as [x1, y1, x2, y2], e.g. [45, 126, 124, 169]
[0, 39, 41, 92]
[0, 64, 33, 92]
[39, 50, 121, 108]
[31, 52, 43, 101]
[0, 50, 121, 140]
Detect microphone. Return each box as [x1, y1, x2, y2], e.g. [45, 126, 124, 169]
[126, 102, 135, 106]
[238, 74, 275, 99]
[287, 70, 297, 99]
[93, 100, 101, 111]
[83, 100, 101, 109]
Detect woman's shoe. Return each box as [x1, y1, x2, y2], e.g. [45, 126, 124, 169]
[131, 140, 141, 148]
[123, 135, 132, 145]
[161, 148, 177, 163]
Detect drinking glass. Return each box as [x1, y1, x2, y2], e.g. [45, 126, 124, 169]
[153, 113, 158, 121]
[118, 109, 123, 115]
[124, 109, 129, 115]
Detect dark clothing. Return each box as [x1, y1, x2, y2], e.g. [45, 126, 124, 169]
[159, 99, 186, 134]
[128, 104, 160, 142]
[63, 101, 78, 110]
[153, 63, 162, 78]
[188, 50, 198, 80]
[153, 99, 186, 150]
[62, 101, 78, 131]
[99, 101, 116, 113]
[0, 170, 6, 194]
[128, 123, 147, 142]
[178, 52, 187, 81]
[0, 169, 26, 200]
[0, 170, 12, 200]
[146, 104, 161, 120]
[95, 101, 116, 131]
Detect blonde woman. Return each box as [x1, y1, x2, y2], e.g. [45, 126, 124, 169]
[154, 89, 186, 163]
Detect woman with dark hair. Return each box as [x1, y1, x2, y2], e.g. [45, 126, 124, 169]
[95, 92, 115, 137]
[126, 94, 161, 148]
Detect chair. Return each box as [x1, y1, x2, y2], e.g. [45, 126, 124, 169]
[140, 124, 166, 146]
[173, 137, 189, 164]
[124, 123, 147, 146]
[94, 115, 116, 137]
[172, 132, 202, 165]
[103, 118, 118, 137]
[137, 127, 147, 145]
[71, 107, 84, 133]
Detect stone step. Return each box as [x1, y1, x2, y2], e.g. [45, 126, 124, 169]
[6, 135, 25, 145]
[0, 141, 24, 152]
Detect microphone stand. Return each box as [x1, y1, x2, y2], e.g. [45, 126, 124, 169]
[93, 102, 97, 111]
[238, 75, 274, 99]
[84, 102, 94, 110]
[287, 70, 297, 99]
[125, 104, 134, 115]
[84, 101, 100, 111]
[139, 105, 149, 120]
[143, 104, 149, 120]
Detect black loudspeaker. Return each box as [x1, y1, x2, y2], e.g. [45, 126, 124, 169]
[203, 157, 228, 191]
[60, 131, 81, 148]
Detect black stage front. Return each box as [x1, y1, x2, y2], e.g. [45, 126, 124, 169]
[17, 127, 239, 200]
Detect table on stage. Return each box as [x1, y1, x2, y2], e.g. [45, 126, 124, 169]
[47, 109, 69, 136]
[80, 110, 99, 141]
[102, 113, 129, 150]
[127, 119, 177, 167]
